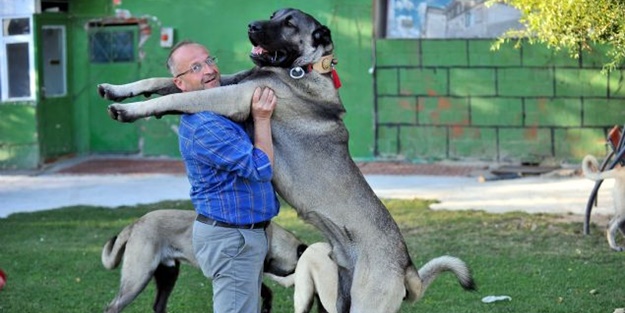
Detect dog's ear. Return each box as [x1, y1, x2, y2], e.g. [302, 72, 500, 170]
[312, 26, 332, 47]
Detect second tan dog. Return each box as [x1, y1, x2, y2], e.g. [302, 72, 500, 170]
[582, 154, 625, 251]
[101, 209, 307, 313]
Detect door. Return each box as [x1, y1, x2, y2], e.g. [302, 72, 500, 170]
[87, 24, 140, 153]
[36, 14, 75, 161]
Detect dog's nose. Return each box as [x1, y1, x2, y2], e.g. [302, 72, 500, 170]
[248, 22, 262, 33]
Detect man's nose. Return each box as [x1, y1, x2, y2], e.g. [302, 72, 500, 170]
[202, 62, 216, 74]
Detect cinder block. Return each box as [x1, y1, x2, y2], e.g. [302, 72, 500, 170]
[449, 68, 496, 96]
[468, 40, 521, 67]
[448, 127, 497, 159]
[525, 98, 582, 127]
[377, 96, 418, 124]
[498, 127, 553, 162]
[609, 70, 625, 98]
[376, 125, 399, 157]
[498, 68, 554, 97]
[399, 68, 448, 96]
[422, 40, 468, 67]
[582, 98, 625, 126]
[399, 126, 448, 160]
[554, 128, 607, 161]
[471, 97, 523, 126]
[375, 68, 399, 95]
[375, 40, 420, 66]
[555, 68, 607, 97]
[417, 96, 469, 126]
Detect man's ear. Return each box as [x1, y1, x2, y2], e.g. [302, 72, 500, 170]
[173, 77, 185, 91]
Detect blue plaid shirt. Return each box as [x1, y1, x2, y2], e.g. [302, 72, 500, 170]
[178, 111, 279, 225]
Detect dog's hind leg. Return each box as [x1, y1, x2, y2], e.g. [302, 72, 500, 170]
[261, 283, 273, 313]
[105, 273, 153, 313]
[153, 262, 180, 313]
[607, 215, 625, 251]
[315, 294, 330, 313]
[293, 270, 316, 313]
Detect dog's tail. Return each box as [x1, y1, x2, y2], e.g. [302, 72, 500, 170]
[101, 224, 133, 270]
[404, 256, 476, 302]
[580, 154, 625, 181]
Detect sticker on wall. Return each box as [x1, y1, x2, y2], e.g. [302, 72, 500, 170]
[160, 27, 174, 48]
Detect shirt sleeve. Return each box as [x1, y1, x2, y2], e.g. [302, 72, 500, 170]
[190, 115, 273, 182]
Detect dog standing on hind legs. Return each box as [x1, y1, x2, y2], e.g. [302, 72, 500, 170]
[582, 154, 625, 251]
[98, 8, 477, 312]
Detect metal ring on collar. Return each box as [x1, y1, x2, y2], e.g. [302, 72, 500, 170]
[289, 67, 305, 79]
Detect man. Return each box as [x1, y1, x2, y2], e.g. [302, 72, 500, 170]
[167, 40, 279, 312]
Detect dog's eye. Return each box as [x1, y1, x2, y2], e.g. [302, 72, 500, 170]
[284, 17, 296, 28]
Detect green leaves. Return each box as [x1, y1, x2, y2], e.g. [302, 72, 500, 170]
[487, 0, 625, 72]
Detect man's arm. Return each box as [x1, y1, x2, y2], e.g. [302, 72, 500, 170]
[251, 87, 277, 167]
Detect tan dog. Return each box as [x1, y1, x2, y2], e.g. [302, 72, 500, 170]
[266, 242, 474, 313]
[582, 155, 625, 251]
[101, 209, 307, 313]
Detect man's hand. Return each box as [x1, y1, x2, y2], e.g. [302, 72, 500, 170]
[252, 87, 276, 122]
[251, 87, 277, 167]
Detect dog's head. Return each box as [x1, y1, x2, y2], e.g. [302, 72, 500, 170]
[264, 222, 308, 276]
[248, 8, 334, 68]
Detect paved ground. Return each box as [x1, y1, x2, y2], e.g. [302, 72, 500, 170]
[0, 156, 615, 227]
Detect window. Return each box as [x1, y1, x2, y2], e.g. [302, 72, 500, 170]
[0, 16, 34, 101]
[378, 0, 523, 39]
[42, 26, 67, 97]
[89, 27, 135, 63]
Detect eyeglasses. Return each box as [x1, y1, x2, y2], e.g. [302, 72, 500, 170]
[175, 56, 218, 78]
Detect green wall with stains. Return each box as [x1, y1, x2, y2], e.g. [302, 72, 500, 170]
[374, 39, 625, 164]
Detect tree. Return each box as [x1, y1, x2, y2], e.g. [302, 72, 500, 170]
[487, 0, 625, 72]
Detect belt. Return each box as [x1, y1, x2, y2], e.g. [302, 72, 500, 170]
[196, 214, 269, 229]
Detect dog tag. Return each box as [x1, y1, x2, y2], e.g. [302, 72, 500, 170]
[290, 67, 305, 79]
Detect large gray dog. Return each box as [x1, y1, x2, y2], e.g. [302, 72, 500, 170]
[98, 8, 475, 312]
[101, 209, 306, 313]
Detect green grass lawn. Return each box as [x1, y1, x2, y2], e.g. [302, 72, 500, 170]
[0, 199, 623, 312]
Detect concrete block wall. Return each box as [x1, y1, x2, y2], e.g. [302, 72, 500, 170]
[374, 39, 625, 164]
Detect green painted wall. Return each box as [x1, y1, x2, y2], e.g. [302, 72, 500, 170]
[374, 39, 625, 164]
[0, 104, 39, 169]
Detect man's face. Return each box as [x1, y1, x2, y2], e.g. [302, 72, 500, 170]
[172, 44, 220, 92]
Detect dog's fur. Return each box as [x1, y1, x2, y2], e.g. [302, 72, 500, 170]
[266, 242, 338, 313]
[101, 209, 307, 313]
[582, 155, 625, 251]
[266, 242, 475, 313]
[98, 8, 475, 312]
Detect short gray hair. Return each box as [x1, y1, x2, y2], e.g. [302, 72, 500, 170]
[166, 40, 199, 76]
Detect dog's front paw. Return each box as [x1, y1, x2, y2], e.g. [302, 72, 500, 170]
[107, 104, 139, 123]
[98, 83, 132, 102]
